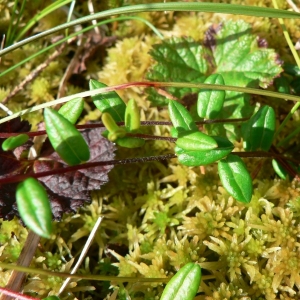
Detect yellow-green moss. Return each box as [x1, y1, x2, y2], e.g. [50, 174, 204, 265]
[1, 0, 300, 299]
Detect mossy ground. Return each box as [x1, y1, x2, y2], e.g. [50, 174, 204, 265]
[1, 0, 300, 299]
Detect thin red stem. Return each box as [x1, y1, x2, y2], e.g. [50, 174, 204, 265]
[126, 133, 176, 142]
[0, 118, 249, 138]
[0, 154, 177, 185]
[234, 151, 300, 164]
[1, 150, 299, 186]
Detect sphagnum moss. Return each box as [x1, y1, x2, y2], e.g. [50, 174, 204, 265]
[2, 1, 300, 299]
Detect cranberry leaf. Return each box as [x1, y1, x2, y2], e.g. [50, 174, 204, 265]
[160, 263, 201, 300]
[218, 154, 253, 203]
[16, 177, 53, 238]
[58, 97, 84, 124]
[242, 105, 275, 152]
[197, 73, 225, 119]
[176, 136, 234, 167]
[168, 100, 198, 137]
[2, 134, 29, 151]
[44, 108, 90, 166]
[176, 131, 218, 151]
[89, 80, 126, 122]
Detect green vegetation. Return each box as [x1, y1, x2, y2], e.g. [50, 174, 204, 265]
[1, 0, 300, 299]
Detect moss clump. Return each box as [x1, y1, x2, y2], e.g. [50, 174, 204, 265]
[1, 0, 300, 299]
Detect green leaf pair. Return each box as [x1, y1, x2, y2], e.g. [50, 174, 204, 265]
[176, 136, 234, 167]
[101, 112, 126, 141]
[90, 80, 144, 148]
[101, 108, 144, 148]
[178, 142, 252, 203]
[2, 97, 86, 156]
[15, 98, 88, 238]
[160, 263, 201, 300]
[169, 100, 233, 164]
[169, 99, 252, 203]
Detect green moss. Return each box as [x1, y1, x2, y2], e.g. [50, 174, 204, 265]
[1, 0, 300, 299]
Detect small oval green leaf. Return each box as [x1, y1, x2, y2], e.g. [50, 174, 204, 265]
[283, 63, 300, 77]
[102, 112, 126, 141]
[102, 112, 121, 133]
[168, 101, 198, 137]
[116, 136, 145, 148]
[44, 108, 90, 166]
[43, 296, 61, 300]
[16, 177, 52, 238]
[125, 99, 140, 132]
[274, 76, 290, 94]
[218, 154, 253, 203]
[58, 97, 84, 124]
[243, 105, 275, 152]
[2, 134, 29, 151]
[176, 130, 218, 151]
[160, 262, 201, 300]
[89, 79, 126, 122]
[197, 73, 225, 119]
[177, 136, 234, 166]
[272, 159, 288, 180]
